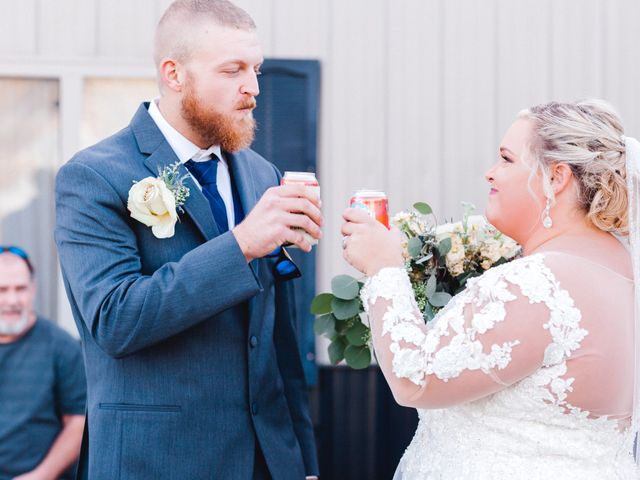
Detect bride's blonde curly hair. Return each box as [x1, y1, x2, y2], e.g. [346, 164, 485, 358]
[518, 99, 628, 235]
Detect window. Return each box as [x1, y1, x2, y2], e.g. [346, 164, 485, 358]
[0, 77, 60, 318]
[82, 78, 157, 148]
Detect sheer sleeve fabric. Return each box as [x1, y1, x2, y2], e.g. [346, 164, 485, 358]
[361, 254, 587, 409]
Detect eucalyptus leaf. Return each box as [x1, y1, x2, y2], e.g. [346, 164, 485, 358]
[344, 345, 371, 369]
[334, 318, 350, 334]
[423, 306, 435, 322]
[429, 291, 452, 307]
[408, 237, 423, 258]
[413, 202, 433, 215]
[331, 297, 361, 320]
[415, 253, 433, 264]
[492, 257, 508, 267]
[310, 293, 334, 315]
[437, 238, 452, 256]
[314, 314, 336, 337]
[425, 274, 437, 299]
[459, 271, 480, 288]
[457, 272, 471, 284]
[328, 338, 346, 365]
[345, 321, 368, 347]
[331, 274, 361, 300]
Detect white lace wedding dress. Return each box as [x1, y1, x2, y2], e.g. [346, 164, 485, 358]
[361, 252, 639, 479]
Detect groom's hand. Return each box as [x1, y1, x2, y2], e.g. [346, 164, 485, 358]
[233, 184, 323, 262]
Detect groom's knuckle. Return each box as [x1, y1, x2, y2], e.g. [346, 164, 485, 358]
[264, 195, 276, 208]
[277, 224, 289, 237]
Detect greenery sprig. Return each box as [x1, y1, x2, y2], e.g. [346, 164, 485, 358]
[157, 161, 190, 212]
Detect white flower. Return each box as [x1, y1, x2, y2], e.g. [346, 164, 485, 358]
[448, 261, 465, 277]
[445, 235, 466, 273]
[435, 221, 462, 237]
[499, 237, 520, 259]
[393, 210, 432, 237]
[409, 220, 428, 236]
[465, 215, 488, 229]
[392, 212, 413, 225]
[480, 238, 502, 263]
[480, 259, 493, 270]
[127, 177, 178, 238]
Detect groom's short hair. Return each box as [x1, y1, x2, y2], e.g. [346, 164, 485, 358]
[154, 0, 256, 67]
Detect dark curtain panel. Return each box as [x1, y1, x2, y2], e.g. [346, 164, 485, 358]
[310, 367, 418, 480]
[252, 59, 321, 385]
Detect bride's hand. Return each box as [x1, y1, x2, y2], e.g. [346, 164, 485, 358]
[341, 207, 405, 276]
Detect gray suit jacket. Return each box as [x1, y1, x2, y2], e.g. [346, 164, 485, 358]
[55, 103, 318, 479]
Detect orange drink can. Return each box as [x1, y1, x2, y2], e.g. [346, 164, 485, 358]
[350, 190, 389, 228]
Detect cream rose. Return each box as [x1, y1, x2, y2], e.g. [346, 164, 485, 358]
[392, 212, 413, 225]
[500, 238, 521, 259]
[480, 239, 502, 263]
[448, 260, 465, 277]
[445, 235, 466, 274]
[465, 215, 487, 229]
[435, 221, 461, 237]
[127, 177, 178, 238]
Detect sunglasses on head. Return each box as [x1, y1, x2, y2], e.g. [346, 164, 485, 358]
[0, 246, 34, 275]
[265, 246, 301, 281]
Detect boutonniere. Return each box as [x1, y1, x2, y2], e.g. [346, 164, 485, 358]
[127, 162, 190, 239]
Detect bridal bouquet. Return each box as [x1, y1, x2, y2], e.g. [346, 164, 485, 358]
[311, 202, 521, 369]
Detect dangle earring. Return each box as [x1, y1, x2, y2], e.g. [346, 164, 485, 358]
[542, 197, 553, 229]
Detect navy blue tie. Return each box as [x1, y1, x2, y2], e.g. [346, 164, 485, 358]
[185, 156, 229, 233]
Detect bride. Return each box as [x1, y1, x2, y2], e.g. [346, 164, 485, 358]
[341, 99, 639, 479]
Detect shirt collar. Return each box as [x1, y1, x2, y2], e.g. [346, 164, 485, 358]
[147, 99, 223, 164]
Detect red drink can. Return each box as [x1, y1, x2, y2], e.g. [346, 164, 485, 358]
[281, 171, 320, 247]
[350, 190, 389, 228]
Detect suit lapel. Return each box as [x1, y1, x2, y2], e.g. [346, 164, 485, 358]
[226, 150, 263, 319]
[226, 150, 259, 220]
[131, 103, 219, 241]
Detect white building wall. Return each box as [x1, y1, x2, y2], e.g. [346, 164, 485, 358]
[1, 0, 640, 350]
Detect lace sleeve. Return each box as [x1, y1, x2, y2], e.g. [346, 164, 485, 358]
[361, 254, 586, 408]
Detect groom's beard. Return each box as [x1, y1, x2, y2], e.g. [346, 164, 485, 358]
[0, 308, 30, 336]
[181, 82, 256, 153]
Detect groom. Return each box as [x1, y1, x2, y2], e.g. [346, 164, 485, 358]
[55, 0, 321, 478]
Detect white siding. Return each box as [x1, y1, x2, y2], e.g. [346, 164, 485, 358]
[1, 0, 640, 349]
[38, 0, 97, 58]
[0, 0, 37, 55]
[495, 0, 552, 134]
[440, 0, 498, 217]
[387, 0, 443, 217]
[551, 0, 606, 100]
[96, 0, 158, 58]
[604, 0, 640, 137]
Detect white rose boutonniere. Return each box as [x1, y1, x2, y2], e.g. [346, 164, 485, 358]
[127, 162, 190, 239]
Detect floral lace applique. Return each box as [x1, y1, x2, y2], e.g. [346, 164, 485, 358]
[361, 254, 588, 405]
[373, 255, 637, 478]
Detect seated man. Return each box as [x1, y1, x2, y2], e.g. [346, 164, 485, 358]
[0, 246, 86, 480]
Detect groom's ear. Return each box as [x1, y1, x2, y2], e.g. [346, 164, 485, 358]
[549, 163, 574, 194]
[159, 58, 183, 93]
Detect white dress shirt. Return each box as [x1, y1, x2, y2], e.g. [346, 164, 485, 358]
[147, 99, 236, 228]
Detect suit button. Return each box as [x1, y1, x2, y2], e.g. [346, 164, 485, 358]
[250, 336, 258, 348]
[252, 403, 258, 415]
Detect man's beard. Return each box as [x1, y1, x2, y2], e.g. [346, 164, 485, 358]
[181, 82, 256, 152]
[0, 309, 30, 336]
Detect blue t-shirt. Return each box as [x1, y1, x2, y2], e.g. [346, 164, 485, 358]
[0, 318, 86, 480]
